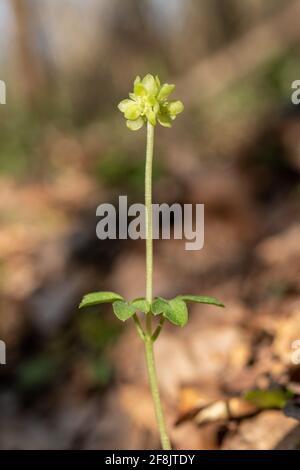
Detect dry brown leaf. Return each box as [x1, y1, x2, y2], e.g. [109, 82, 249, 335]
[194, 397, 257, 426]
[273, 311, 300, 365]
[176, 385, 220, 424]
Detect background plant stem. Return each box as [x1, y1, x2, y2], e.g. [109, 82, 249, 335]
[144, 121, 171, 450]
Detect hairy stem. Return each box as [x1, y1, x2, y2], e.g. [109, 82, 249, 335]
[144, 121, 171, 450]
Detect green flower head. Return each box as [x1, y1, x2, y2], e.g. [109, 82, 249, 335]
[118, 74, 184, 131]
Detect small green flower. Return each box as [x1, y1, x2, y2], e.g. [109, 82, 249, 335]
[118, 74, 184, 131]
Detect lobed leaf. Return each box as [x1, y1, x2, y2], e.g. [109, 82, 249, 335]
[152, 297, 170, 316]
[152, 297, 188, 327]
[113, 300, 136, 322]
[167, 298, 188, 327]
[131, 298, 151, 313]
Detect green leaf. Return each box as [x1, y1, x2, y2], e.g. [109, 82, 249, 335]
[131, 298, 151, 313]
[126, 117, 144, 131]
[157, 83, 175, 101]
[167, 298, 188, 327]
[178, 295, 225, 308]
[158, 298, 188, 326]
[152, 297, 170, 315]
[113, 300, 136, 321]
[79, 291, 123, 309]
[244, 388, 294, 409]
[152, 297, 188, 326]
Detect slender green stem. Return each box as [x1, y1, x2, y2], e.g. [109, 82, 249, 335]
[145, 121, 154, 306]
[144, 336, 171, 450]
[144, 121, 171, 450]
[152, 316, 165, 342]
[133, 313, 145, 341]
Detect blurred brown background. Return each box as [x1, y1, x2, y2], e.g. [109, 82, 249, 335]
[0, 0, 300, 450]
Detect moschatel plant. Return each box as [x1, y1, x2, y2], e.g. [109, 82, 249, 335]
[79, 74, 224, 450]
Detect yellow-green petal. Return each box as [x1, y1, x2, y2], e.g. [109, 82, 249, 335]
[167, 100, 184, 117]
[146, 108, 156, 126]
[118, 74, 184, 130]
[158, 83, 175, 101]
[142, 74, 158, 96]
[155, 75, 161, 89]
[153, 102, 160, 114]
[157, 112, 172, 128]
[118, 99, 134, 113]
[124, 102, 141, 120]
[134, 82, 146, 97]
[126, 117, 144, 131]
